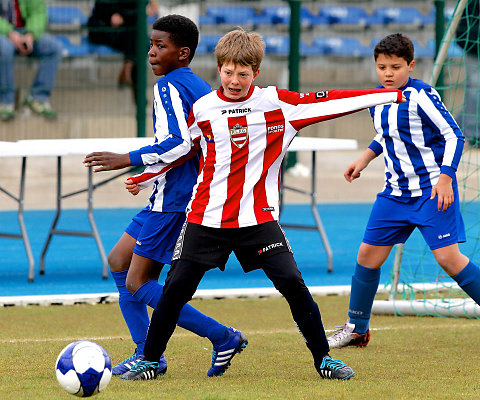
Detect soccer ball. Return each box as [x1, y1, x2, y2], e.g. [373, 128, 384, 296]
[55, 340, 112, 397]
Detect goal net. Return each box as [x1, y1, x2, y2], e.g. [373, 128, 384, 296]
[373, 0, 480, 318]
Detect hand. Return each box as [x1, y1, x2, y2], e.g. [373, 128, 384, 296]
[400, 94, 407, 103]
[22, 33, 34, 54]
[110, 13, 124, 27]
[430, 174, 454, 211]
[344, 159, 368, 182]
[8, 31, 31, 55]
[125, 178, 140, 195]
[83, 152, 131, 172]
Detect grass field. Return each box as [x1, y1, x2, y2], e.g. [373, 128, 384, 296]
[2, 295, 480, 400]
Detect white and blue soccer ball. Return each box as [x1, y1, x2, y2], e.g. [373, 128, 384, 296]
[55, 340, 112, 397]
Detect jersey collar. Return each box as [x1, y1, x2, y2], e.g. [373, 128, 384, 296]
[217, 85, 255, 102]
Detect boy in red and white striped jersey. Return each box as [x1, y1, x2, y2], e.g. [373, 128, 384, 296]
[122, 28, 404, 382]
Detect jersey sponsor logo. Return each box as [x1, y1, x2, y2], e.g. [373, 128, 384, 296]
[221, 107, 252, 115]
[262, 207, 275, 212]
[257, 242, 283, 255]
[267, 124, 284, 135]
[230, 123, 249, 148]
[315, 91, 328, 99]
[437, 233, 451, 240]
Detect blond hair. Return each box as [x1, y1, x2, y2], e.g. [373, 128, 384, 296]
[215, 28, 265, 73]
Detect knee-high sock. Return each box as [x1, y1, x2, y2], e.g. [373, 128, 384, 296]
[452, 261, 480, 304]
[144, 260, 206, 362]
[133, 280, 228, 344]
[348, 263, 381, 334]
[111, 270, 149, 355]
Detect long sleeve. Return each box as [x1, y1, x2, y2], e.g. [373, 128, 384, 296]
[277, 88, 402, 131]
[129, 81, 192, 166]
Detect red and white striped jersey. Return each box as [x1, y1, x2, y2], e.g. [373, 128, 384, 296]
[186, 85, 402, 228]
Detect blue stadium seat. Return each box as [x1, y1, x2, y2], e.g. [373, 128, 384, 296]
[204, 6, 256, 25]
[424, 6, 456, 25]
[55, 35, 90, 58]
[427, 39, 464, 58]
[318, 6, 369, 28]
[370, 7, 425, 28]
[313, 37, 370, 58]
[86, 37, 122, 56]
[198, 13, 217, 27]
[197, 35, 222, 54]
[47, 6, 88, 28]
[300, 39, 326, 56]
[264, 36, 289, 56]
[258, 6, 314, 28]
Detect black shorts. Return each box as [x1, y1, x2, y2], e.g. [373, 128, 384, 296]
[172, 221, 293, 272]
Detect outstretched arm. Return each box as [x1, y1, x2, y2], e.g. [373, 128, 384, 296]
[83, 152, 131, 172]
[344, 148, 378, 183]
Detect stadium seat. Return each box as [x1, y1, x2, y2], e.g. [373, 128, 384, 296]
[55, 35, 90, 58]
[313, 37, 370, 58]
[318, 6, 369, 28]
[427, 39, 464, 59]
[47, 6, 88, 28]
[300, 39, 326, 56]
[257, 6, 314, 28]
[198, 13, 218, 27]
[197, 35, 222, 54]
[86, 37, 122, 56]
[369, 7, 425, 28]
[264, 36, 289, 56]
[204, 6, 256, 26]
[424, 6, 457, 25]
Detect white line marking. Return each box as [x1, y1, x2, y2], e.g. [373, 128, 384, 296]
[2, 322, 479, 344]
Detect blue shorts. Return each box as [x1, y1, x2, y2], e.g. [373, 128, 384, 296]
[125, 207, 186, 264]
[363, 192, 466, 250]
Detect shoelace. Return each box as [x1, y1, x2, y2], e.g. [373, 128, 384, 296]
[121, 353, 139, 364]
[130, 360, 158, 372]
[330, 325, 351, 339]
[210, 350, 218, 366]
[322, 357, 347, 371]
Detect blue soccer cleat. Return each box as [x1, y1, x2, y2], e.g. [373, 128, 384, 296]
[207, 327, 248, 377]
[316, 355, 355, 380]
[112, 350, 143, 375]
[113, 350, 167, 377]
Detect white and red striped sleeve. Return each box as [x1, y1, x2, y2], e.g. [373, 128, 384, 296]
[277, 88, 402, 131]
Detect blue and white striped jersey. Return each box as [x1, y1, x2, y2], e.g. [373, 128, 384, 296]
[128, 67, 211, 212]
[368, 77, 465, 197]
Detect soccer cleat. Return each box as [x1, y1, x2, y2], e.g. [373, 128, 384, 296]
[120, 357, 167, 381]
[207, 327, 248, 377]
[114, 351, 167, 376]
[316, 355, 355, 380]
[24, 96, 57, 119]
[327, 321, 370, 349]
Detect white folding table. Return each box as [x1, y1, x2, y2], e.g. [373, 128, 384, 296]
[1, 136, 357, 282]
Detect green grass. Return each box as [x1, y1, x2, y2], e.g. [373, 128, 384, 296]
[1, 295, 480, 400]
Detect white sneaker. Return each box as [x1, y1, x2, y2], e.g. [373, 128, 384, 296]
[328, 321, 370, 349]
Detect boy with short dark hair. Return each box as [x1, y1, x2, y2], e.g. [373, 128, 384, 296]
[121, 27, 404, 382]
[328, 33, 480, 349]
[83, 14, 242, 377]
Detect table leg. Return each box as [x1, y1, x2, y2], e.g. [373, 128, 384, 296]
[18, 157, 35, 282]
[40, 156, 62, 275]
[310, 152, 333, 273]
[87, 167, 108, 280]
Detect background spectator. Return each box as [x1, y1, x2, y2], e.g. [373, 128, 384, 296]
[0, 0, 62, 121]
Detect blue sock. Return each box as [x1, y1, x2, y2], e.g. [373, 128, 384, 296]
[133, 280, 228, 344]
[111, 270, 149, 355]
[347, 263, 381, 334]
[452, 261, 480, 304]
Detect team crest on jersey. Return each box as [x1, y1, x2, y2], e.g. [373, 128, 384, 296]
[230, 123, 249, 148]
